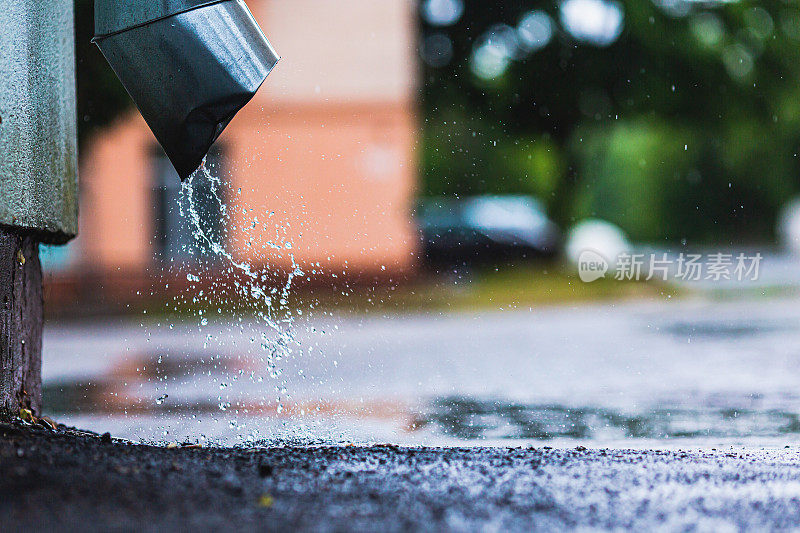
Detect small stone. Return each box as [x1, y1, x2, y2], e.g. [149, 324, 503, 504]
[100, 432, 112, 444]
[258, 494, 274, 508]
[258, 462, 273, 478]
[19, 408, 34, 423]
[39, 417, 58, 431]
[222, 472, 242, 494]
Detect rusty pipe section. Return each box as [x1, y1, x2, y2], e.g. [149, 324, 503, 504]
[93, 0, 280, 180]
[0, 0, 79, 243]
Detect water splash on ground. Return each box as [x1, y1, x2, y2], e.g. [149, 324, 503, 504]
[147, 159, 319, 443]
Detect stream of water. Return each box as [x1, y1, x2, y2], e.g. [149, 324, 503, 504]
[144, 160, 325, 441]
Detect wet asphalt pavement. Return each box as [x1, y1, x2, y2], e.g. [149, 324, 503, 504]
[41, 296, 800, 447]
[17, 273, 800, 529]
[4, 422, 800, 532]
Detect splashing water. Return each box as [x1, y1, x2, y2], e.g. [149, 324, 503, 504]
[160, 158, 311, 439]
[181, 163, 303, 333]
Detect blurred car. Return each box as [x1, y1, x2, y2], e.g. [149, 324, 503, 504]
[416, 195, 561, 267]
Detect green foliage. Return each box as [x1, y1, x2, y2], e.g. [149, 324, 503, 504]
[421, 0, 800, 243]
[570, 120, 697, 242]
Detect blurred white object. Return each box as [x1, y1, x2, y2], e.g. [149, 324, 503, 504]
[778, 199, 800, 255]
[422, 0, 464, 27]
[560, 0, 624, 47]
[565, 219, 630, 267]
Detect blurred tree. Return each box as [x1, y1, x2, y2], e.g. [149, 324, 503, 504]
[419, 0, 800, 243]
[74, 0, 132, 148]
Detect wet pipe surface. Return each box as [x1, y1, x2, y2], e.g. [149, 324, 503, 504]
[4, 421, 800, 531]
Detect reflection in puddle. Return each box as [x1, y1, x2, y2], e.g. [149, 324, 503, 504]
[412, 397, 800, 441]
[660, 320, 793, 339]
[42, 298, 800, 445]
[44, 372, 800, 443]
[43, 379, 408, 421]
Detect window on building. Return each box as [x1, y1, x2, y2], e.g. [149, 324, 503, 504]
[152, 146, 225, 264]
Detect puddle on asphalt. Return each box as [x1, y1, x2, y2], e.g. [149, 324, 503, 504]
[412, 396, 800, 441]
[42, 362, 800, 445]
[660, 320, 795, 339]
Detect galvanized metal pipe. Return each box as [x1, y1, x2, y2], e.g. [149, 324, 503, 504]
[0, 0, 79, 241]
[93, 0, 279, 180]
[0, 0, 78, 418]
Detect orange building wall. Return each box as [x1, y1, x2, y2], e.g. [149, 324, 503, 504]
[223, 103, 418, 273]
[256, 0, 417, 105]
[74, 0, 419, 280]
[77, 114, 154, 273]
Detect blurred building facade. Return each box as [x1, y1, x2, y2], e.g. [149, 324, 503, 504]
[48, 0, 419, 300]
